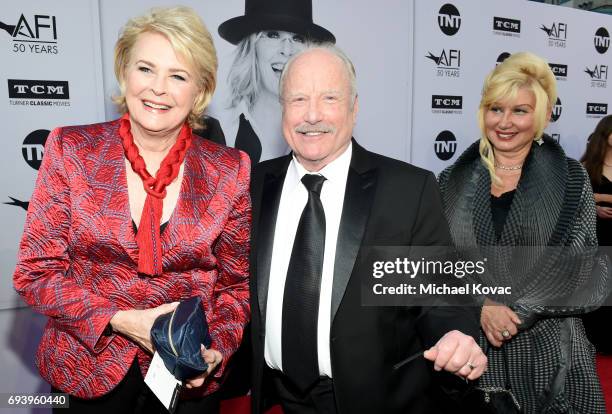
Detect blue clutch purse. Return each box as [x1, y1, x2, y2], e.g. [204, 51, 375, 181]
[150, 296, 212, 381]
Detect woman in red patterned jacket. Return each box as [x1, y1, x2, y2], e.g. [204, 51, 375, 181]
[13, 6, 250, 413]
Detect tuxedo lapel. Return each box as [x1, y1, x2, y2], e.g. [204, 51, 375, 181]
[330, 143, 377, 323]
[256, 158, 290, 323]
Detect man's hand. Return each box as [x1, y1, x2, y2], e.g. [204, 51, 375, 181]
[184, 345, 223, 389]
[110, 302, 179, 353]
[423, 330, 487, 380]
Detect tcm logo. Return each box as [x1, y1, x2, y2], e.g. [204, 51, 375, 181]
[0, 14, 58, 54]
[549, 63, 568, 79]
[22, 129, 50, 170]
[496, 52, 511, 65]
[594, 27, 610, 54]
[432, 95, 462, 110]
[8, 79, 69, 99]
[493, 17, 521, 35]
[551, 97, 562, 122]
[434, 130, 457, 161]
[586, 103, 608, 116]
[438, 4, 461, 36]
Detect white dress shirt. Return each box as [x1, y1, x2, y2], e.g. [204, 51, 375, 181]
[264, 142, 352, 378]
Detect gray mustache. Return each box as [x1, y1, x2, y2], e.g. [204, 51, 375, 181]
[295, 124, 335, 134]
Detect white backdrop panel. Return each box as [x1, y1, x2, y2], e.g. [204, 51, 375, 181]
[99, 0, 414, 163]
[0, 0, 104, 310]
[411, 0, 612, 175]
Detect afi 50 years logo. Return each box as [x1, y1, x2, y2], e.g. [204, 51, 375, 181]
[0, 13, 58, 54]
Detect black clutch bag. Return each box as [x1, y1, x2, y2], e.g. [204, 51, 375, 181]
[150, 296, 212, 381]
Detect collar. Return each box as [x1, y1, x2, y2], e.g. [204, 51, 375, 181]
[287, 142, 353, 188]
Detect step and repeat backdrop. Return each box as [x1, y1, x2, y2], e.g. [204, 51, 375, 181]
[413, 0, 612, 174]
[0, 0, 104, 309]
[0, 0, 414, 310]
[0, 0, 610, 311]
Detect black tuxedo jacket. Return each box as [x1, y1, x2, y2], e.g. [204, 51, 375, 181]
[249, 141, 478, 413]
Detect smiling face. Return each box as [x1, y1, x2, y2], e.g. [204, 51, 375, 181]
[123, 31, 200, 139]
[484, 87, 538, 160]
[281, 48, 358, 172]
[255, 30, 306, 98]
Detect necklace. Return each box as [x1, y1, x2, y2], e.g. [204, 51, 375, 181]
[494, 163, 523, 171]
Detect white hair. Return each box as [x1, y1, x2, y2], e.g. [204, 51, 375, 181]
[279, 43, 358, 108]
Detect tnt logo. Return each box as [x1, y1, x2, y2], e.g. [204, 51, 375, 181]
[594, 27, 610, 54]
[438, 4, 461, 36]
[496, 52, 511, 65]
[22, 129, 50, 170]
[434, 130, 457, 161]
[551, 97, 562, 122]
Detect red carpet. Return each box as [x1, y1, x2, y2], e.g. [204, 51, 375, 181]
[220, 396, 282, 414]
[221, 358, 612, 413]
[597, 354, 612, 413]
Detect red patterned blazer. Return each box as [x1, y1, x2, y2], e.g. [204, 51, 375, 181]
[13, 119, 251, 398]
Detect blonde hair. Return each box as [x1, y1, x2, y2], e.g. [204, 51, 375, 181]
[477, 52, 557, 183]
[227, 32, 264, 111]
[113, 6, 217, 129]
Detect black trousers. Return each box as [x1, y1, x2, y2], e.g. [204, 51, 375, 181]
[52, 359, 219, 414]
[266, 368, 338, 414]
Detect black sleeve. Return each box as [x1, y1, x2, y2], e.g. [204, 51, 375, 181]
[411, 172, 480, 347]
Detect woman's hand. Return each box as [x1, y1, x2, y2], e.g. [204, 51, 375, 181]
[110, 302, 179, 353]
[594, 192, 612, 205]
[184, 345, 223, 389]
[596, 205, 612, 219]
[480, 298, 522, 347]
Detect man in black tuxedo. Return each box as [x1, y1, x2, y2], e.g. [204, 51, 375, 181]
[249, 45, 486, 414]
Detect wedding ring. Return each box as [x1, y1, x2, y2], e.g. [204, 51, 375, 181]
[501, 329, 511, 339]
[466, 362, 476, 370]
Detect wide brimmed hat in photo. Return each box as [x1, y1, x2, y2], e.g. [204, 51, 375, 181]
[218, 0, 335, 45]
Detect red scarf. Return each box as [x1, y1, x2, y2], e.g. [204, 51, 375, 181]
[119, 114, 192, 276]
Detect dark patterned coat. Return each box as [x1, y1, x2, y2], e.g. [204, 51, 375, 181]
[439, 137, 610, 413]
[13, 119, 251, 398]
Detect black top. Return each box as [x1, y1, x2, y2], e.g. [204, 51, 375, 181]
[593, 175, 612, 245]
[132, 220, 169, 235]
[491, 190, 516, 240]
